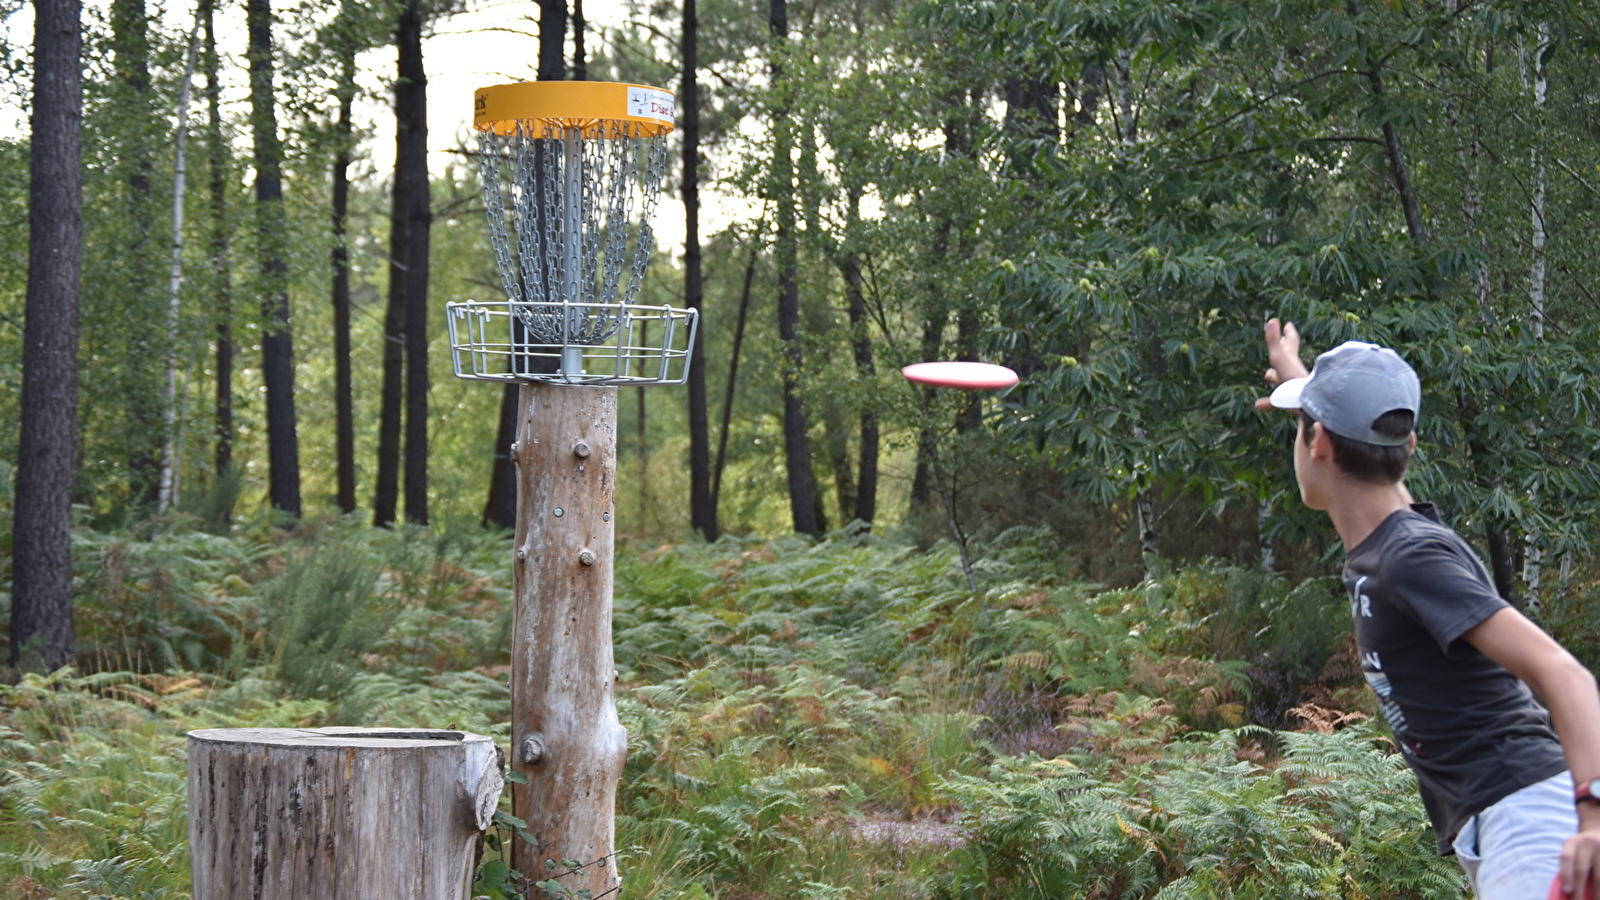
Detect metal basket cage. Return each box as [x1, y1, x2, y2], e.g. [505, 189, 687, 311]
[447, 299, 697, 385]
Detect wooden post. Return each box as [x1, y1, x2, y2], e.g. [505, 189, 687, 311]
[186, 727, 502, 900]
[510, 382, 625, 897]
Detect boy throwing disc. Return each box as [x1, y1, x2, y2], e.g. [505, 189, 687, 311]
[1258, 319, 1600, 899]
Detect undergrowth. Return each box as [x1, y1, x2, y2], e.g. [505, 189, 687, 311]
[6, 518, 1585, 898]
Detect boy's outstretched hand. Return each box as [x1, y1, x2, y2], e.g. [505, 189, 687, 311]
[1254, 318, 1310, 411]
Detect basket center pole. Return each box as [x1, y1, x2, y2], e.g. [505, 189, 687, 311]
[560, 126, 584, 376]
[510, 382, 623, 895]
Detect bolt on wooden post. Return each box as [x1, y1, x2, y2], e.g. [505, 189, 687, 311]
[445, 80, 696, 899]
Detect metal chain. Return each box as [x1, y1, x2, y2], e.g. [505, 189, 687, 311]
[476, 130, 519, 304]
[477, 120, 669, 348]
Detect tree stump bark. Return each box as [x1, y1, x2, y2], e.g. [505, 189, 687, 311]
[511, 383, 625, 897]
[187, 727, 502, 900]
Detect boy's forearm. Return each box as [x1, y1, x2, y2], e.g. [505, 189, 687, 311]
[1540, 660, 1600, 826]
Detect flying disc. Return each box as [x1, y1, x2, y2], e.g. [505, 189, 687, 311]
[1551, 875, 1597, 900]
[901, 361, 1019, 391]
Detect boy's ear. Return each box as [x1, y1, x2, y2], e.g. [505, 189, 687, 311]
[1308, 422, 1336, 463]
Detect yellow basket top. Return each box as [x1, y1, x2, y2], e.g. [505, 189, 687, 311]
[474, 81, 676, 138]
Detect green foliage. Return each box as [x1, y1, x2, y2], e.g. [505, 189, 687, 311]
[937, 719, 1463, 900]
[0, 516, 1483, 898]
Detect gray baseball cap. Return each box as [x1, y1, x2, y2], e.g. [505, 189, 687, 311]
[1269, 340, 1420, 446]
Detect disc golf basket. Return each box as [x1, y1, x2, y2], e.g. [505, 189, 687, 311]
[447, 80, 690, 900]
[448, 81, 695, 383]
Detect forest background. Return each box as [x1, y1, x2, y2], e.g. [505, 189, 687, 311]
[4, 0, 1600, 897]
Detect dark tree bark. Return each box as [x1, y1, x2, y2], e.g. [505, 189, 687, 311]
[712, 248, 757, 513]
[1349, 0, 1426, 247]
[482, 0, 566, 528]
[374, 292, 405, 527]
[11, 0, 83, 672]
[538, 0, 565, 81]
[955, 306, 982, 434]
[330, 2, 358, 516]
[111, 0, 164, 509]
[396, 0, 431, 526]
[572, 0, 586, 81]
[482, 385, 519, 529]
[907, 308, 944, 510]
[683, 0, 715, 540]
[820, 404, 854, 528]
[769, 0, 819, 538]
[840, 243, 877, 526]
[247, 0, 301, 518]
[201, 0, 234, 487]
[909, 103, 971, 516]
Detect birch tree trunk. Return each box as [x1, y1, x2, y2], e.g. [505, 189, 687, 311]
[510, 384, 625, 898]
[1522, 24, 1551, 609]
[187, 727, 501, 900]
[158, 12, 202, 513]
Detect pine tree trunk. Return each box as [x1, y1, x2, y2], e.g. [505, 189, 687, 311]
[111, 0, 165, 510]
[202, 0, 234, 489]
[712, 248, 757, 513]
[908, 308, 946, 513]
[572, 0, 586, 80]
[481, 0, 566, 526]
[840, 245, 877, 526]
[683, 0, 715, 541]
[482, 385, 519, 529]
[1349, 0, 1426, 247]
[331, 7, 358, 516]
[396, 0, 431, 526]
[11, 0, 83, 672]
[537, 0, 565, 81]
[247, 0, 301, 518]
[769, 0, 819, 538]
[374, 287, 405, 527]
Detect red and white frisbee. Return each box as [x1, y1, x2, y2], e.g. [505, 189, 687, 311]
[901, 361, 1019, 391]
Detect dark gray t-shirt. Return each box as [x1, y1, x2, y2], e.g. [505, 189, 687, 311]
[1344, 504, 1567, 855]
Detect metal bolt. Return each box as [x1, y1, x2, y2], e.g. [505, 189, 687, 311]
[603, 512, 610, 522]
[579, 549, 597, 567]
[509, 441, 520, 463]
[515, 548, 527, 562]
[553, 507, 564, 518]
[598, 858, 607, 868]
[520, 734, 545, 764]
[573, 440, 591, 459]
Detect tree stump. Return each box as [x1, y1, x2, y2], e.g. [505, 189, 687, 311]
[186, 727, 503, 900]
[511, 383, 626, 897]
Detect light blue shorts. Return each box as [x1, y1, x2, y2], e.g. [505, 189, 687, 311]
[1453, 771, 1578, 900]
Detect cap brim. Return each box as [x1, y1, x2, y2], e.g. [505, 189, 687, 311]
[1269, 376, 1309, 410]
